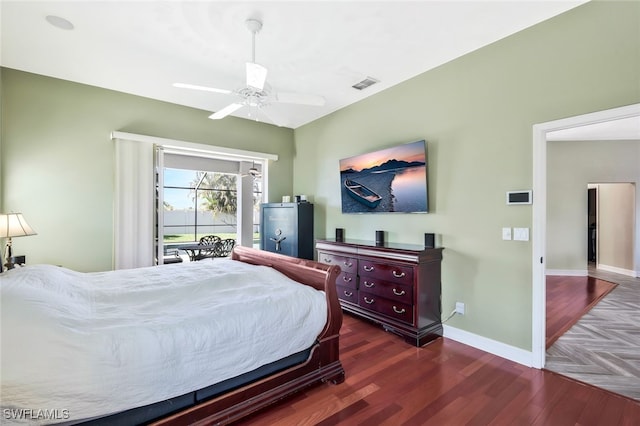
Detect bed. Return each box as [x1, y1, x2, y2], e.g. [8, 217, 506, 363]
[0, 246, 344, 425]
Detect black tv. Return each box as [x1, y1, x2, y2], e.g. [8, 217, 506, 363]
[339, 140, 428, 214]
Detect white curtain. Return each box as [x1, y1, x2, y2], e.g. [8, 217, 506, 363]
[114, 138, 155, 269]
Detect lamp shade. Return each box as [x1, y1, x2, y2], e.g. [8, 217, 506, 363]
[0, 213, 37, 238]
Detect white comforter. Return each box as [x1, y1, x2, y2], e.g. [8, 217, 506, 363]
[0, 260, 327, 424]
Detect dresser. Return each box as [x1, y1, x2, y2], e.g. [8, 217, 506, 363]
[316, 238, 443, 346]
[260, 202, 314, 260]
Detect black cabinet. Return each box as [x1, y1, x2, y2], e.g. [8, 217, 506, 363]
[260, 202, 314, 260]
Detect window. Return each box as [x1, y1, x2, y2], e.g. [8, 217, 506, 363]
[163, 168, 240, 243]
[111, 131, 276, 267]
[156, 150, 266, 260]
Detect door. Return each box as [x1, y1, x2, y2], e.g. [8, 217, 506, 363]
[588, 186, 597, 263]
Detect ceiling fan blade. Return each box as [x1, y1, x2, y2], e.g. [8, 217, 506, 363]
[274, 91, 325, 106]
[173, 83, 233, 95]
[246, 62, 268, 91]
[209, 103, 244, 120]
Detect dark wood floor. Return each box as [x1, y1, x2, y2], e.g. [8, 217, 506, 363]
[236, 313, 639, 425]
[545, 275, 617, 348]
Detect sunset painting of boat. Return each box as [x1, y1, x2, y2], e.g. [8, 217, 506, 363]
[339, 140, 428, 213]
[344, 179, 382, 208]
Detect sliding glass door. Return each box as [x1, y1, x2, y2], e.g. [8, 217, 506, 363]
[155, 149, 264, 264]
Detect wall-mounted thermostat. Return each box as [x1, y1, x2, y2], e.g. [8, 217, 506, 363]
[506, 190, 532, 205]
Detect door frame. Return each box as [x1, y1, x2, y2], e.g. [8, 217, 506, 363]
[531, 103, 640, 368]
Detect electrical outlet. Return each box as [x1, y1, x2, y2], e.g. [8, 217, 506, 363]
[455, 301, 465, 315]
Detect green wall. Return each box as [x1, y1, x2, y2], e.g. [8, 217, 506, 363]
[0, 69, 294, 272]
[293, 1, 640, 350]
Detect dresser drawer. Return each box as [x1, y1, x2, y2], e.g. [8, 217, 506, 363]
[358, 292, 413, 325]
[359, 278, 413, 305]
[337, 284, 357, 304]
[337, 272, 357, 290]
[318, 251, 357, 274]
[358, 260, 413, 285]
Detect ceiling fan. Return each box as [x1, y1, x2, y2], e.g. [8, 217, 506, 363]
[174, 18, 325, 126]
[241, 161, 261, 179]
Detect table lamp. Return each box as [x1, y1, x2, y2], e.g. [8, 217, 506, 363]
[0, 213, 37, 270]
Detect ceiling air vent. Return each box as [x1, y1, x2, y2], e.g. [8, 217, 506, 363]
[352, 77, 379, 90]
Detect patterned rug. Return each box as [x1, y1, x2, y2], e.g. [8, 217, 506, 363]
[545, 267, 640, 401]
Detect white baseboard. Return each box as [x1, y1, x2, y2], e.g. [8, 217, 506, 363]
[545, 269, 588, 276]
[443, 325, 534, 367]
[596, 264, 637, 278]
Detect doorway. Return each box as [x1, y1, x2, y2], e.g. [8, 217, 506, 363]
[588, 186, 597, 264]
[531, 103, 640, 368]
[592, 182, 636, 276]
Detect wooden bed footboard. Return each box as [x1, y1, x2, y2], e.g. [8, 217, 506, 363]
[152, 246, 345, 426]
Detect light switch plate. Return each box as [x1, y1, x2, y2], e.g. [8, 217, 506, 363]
[502, 227, 512, 240]
[514, 227, 529, 241]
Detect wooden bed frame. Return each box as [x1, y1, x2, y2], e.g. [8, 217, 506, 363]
[150, 246, 345, 426]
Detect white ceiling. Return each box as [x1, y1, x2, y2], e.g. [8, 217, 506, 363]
[1, 0, 589, 129]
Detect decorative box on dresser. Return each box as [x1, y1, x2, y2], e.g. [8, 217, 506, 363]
[260, 202, 314, 260]
[316, 238, 443, 347]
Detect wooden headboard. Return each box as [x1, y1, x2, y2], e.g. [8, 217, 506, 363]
[231, 246, 338, 292]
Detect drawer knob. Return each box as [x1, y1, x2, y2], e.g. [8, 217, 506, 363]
[344, 261, 353, 267]
[393, 306, 406, 314]
[364, 297, 375, 304]
[363, 265, 374, 272]
[342, 276, 352, 283]
[392, 270, 406, 278]
[344, 291, 353, 297]
[323, 258, 332, 263]
[363, 281, 375, 288]
[392, 288, 406, 296]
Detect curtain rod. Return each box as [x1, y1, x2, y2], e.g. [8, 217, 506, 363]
[110, 131, 278, 162]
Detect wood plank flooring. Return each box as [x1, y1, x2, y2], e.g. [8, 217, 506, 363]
[545, 269, 640, 401]
[545, 275, 617, 348]
[234, 314, 640, 425]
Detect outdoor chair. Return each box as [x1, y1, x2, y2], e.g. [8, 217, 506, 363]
[215, 238, 236, 258]
[192, 235, 222, 261]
